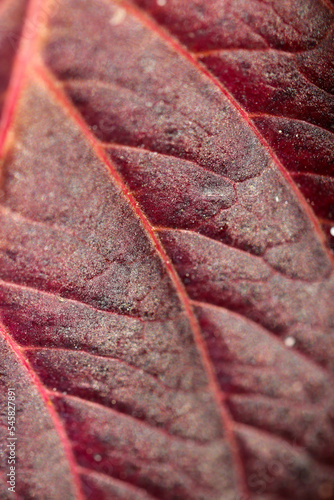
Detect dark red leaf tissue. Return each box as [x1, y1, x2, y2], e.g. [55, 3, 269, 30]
[0, 0, 333, 499]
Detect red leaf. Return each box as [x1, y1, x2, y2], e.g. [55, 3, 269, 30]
[135, 0, 334, 249]
[0, 1, 333, 499]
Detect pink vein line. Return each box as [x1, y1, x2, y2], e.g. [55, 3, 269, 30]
[119, 0, 333, 267]
[34, 61, 249, 500]
[0, 0, 84, 497]
[0, 0, 37, 154]
[0, 322, 83, 499]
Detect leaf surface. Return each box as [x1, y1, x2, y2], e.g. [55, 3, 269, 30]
[0, 1, 333, 499]
[134, 0, 334, 249]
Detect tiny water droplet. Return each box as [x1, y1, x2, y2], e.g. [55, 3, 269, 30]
[284, 336, 296, 347]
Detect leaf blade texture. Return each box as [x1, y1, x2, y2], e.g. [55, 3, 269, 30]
[0, 0, 333, 499]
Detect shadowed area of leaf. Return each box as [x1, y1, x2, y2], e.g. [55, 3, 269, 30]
[0, 0, 333, 499]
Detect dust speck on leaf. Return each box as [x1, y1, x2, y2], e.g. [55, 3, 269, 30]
[109, 7, 126, 26]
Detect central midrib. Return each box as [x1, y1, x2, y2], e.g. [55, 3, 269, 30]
[35, 60, 250, 499]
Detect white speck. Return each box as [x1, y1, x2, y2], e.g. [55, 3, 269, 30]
[284, 336, 296, 347]
[110, 7, 126, 26]
[94, 454, 102, 462]
[330, 227, 334, 237]
[52, 387, 57, 392]
[275, 196, 279, 202]
[278, 130, 282, 134]
[157, 0, 167, 5]
[295, 134, 299, 138]
[112, 399, 116, 405]
[291, 381, 303, 392]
